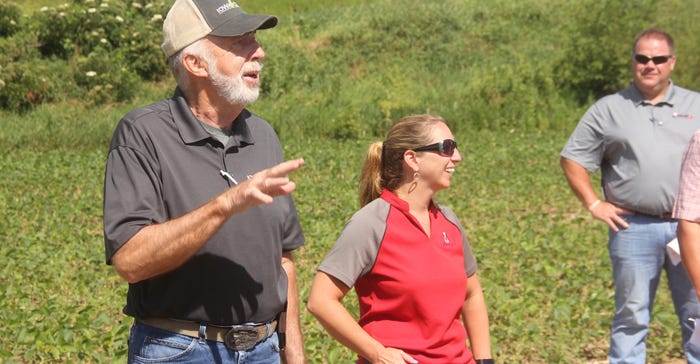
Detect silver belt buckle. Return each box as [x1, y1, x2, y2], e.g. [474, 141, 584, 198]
[224, 326, 260, 351]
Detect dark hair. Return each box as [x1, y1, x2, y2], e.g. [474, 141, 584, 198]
[358, 114, 446, 206]
[633, 28, 675, 55]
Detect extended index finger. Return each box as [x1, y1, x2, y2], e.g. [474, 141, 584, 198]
[266, 158, 305, 178]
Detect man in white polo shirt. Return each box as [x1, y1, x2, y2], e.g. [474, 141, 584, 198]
[561, 28, 700, 363]
[102, 1, 306, 362]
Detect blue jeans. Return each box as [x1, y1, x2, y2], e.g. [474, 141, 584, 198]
[127, 320, 281, 363]
[608, 214, 700, 364]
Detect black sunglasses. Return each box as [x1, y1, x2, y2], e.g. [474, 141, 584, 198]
[413, 139, 458, 157]
[634, 54, 673, 65]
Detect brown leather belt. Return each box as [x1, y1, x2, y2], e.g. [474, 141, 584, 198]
[634, 211, 675, 221]
[138, 317, 277, 351]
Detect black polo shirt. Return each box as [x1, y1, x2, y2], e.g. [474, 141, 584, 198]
[103, 88, 304, 325]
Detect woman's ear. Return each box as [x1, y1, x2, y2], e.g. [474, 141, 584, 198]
[403, 149, 420, 173]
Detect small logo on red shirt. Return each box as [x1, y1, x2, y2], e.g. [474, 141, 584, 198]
[442, 232, 450, 244]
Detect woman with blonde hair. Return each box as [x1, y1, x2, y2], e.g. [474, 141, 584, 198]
[307, 114, 493, 364]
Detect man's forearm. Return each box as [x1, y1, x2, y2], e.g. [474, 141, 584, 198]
[281, 252, 306, 364]
[110, 159, 305, 283]
[111, 193, 231, 283]
[560, 157, 598, 207]
[678, 220, 700, 300]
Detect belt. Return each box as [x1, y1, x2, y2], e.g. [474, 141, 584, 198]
[138, 317, 277, 351]
[660, 212, 675, 221]
[634, 211, 675, 221]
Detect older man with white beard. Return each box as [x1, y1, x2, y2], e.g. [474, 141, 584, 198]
[102, 1, 307, 363]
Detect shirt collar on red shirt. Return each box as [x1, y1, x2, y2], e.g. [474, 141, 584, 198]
[380, 189, 440, 217]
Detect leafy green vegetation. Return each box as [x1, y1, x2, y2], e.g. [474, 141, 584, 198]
[2, 0, 700, 362]
[0, 127, 685, 362]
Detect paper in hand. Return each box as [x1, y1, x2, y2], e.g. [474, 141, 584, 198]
[667, 238, 681, 266]
[690, 318, 700, 347]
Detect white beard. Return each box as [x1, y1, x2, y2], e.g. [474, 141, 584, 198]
[208, 60, 262, 106]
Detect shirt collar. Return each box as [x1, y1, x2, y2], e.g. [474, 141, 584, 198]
[170, 87, 255, 147]
[630, 80, 676, 106]
[380, 189, 440, 217]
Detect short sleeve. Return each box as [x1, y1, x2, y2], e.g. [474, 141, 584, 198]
[560, 102, 607, 173]
[317, 199, 390, 288]
[103, 121, 165, 264]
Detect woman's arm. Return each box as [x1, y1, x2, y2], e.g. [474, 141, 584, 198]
[462, 273, 492, 360]
[307, 272, 417, 364]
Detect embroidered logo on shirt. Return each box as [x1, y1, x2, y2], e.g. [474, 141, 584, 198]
[672, 112, 694, 120]
[442, 232, 450, 244]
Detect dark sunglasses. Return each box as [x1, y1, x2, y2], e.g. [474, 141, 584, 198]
[634, 54, 673, 65]
[413, 139, 458, 157]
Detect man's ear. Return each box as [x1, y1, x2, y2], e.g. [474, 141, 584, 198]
[183, 52, 209, 78]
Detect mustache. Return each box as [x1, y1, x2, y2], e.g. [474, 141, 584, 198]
[241, 61, 263, 74]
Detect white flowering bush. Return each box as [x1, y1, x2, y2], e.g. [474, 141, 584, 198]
[0, 0, 169, 112]
[74, 49, 141, 105]
[0, 60, 52, 111]
[0, 28, 66, 111]
[0, 2, 21, 37]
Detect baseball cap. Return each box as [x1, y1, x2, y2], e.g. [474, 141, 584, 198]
[162, 0, 278, 57]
